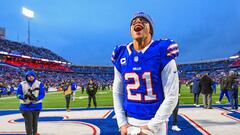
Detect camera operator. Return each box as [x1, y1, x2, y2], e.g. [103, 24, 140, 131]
[86, 79, 97, 108]
[16, 70, 45, 135]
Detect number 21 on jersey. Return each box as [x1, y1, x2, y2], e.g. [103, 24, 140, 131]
[124, 72, 157, 101]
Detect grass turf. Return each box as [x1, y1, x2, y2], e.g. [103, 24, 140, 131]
[0, 85, 237, 109]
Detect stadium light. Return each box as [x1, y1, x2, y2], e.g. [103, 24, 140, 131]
[22, 7, 34, 18]
[229, 55, 239, 59]
[22, 7, 34, 44]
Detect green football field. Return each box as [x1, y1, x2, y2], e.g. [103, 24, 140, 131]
[0, 85, 237, 109]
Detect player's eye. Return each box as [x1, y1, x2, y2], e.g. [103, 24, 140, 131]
[131, 18, 148, 26]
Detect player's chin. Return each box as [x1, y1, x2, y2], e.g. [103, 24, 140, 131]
[132, 33, 143, 39]
[133, 35, 144, 41]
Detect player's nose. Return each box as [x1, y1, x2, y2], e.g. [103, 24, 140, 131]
[135, 18, 142, 23]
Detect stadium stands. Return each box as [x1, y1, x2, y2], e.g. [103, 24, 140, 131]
[0, 39, 67, 61]
[178, 59, 235, 72]
[0, 39, 72, 72]
[178, 58, 240, 81]
[71, 65, 113, 74]
[2, 55, 71, 71]
[230, 58, 240, 67]
[0, 65, 113, 97]
[0, 38, 239, 97]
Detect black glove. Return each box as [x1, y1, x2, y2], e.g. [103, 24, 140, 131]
[29, 94, 37, 101]
[33, 87, 40, 91]
[24, 92, 31, 99]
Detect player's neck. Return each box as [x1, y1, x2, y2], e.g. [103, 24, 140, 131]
[133, 36, 152, 51]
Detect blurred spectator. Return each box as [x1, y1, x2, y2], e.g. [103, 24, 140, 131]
[86, 79, 97, 108]
[61, 80, 72, 112]
[211, 80, 217, 94]
[226, 71, 239, 110]
[81, 83, 85, 94]
[189, 74, 201, 107]
[0, 81, 8, 97]
[199, 73, 214, 109]
[216, 72, 230, 104]
[71, 81, 77, 101]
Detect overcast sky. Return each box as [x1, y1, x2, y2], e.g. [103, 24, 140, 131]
[0, 0, 239, 65]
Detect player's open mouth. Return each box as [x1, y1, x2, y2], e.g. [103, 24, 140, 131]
[134, 25, 144, 32]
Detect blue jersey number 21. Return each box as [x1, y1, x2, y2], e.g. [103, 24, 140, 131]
[124, 72, 157, 101]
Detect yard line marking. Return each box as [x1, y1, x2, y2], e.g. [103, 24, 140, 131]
[102, 110, 113, 118]
[214, 107, 240, 122]
[180, 113, 211, 135]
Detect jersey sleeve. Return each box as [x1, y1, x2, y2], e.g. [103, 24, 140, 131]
[166, 40, 179, 59]
[112, 67, 127, 128]
[148, 59, 179, 133]
[111, 45, 125, 72]
[159, 39, 179, 70]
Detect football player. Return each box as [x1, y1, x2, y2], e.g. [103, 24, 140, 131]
[112, 12, 179, 135]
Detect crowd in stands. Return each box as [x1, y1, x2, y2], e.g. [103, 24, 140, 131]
[0, 65, 22, 86]
[0, 38, 114, 98]
[178, 59, 235, 72]
[71, 65, 113, 74]
[0, 64, 113, 97]
[0, 39, 67, 62]
[178, 58, 240, 81]
[230, 58, 240, 67]
[0, 65, 22, 96]
[2, 55, 71, 72]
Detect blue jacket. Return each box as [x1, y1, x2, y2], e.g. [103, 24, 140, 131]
[71, 82, 77, 91]
[16, 71, 45, 111]
[211, 82, 217, 93]
[0, 86, 7, 95]
[191, 78, 200, 94]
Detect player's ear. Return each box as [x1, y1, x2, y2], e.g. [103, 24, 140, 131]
[149, 25, 153, 37]
[149, 30, 153, 37]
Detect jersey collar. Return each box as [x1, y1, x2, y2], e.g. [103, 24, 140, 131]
[126, 40, 154, 55]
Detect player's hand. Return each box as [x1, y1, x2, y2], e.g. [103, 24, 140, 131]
[139, 125, 153, 135]
[120, 124, 130, 135]
[139, 125, 150, 131]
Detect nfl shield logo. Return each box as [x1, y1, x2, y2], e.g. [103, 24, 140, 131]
[134, 56, 138, 62]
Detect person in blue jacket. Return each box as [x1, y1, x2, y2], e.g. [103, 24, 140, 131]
[189, 74, 201, 107]
[71, 81, 77, 101]
[16, 70, 45, 135]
